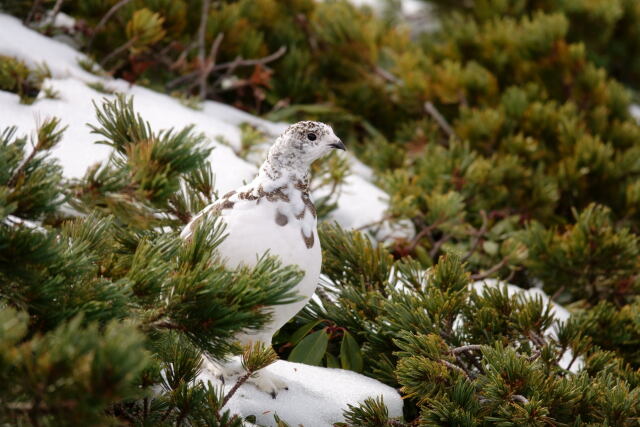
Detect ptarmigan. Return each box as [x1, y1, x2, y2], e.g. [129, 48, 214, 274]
[180, 121, 345, 396]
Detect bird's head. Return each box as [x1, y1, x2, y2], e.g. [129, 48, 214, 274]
[268, 121, 345, 169]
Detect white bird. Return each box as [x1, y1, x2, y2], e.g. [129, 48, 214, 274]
[180, 121, 345, 396]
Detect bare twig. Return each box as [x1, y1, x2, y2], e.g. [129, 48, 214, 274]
[462, 210, 488, 262]
[147, 318, 187, 332]
[221, 371, 253, 408]
[407, 218, 445, 253]
[441, 360, 470, 379]
[294, 13, 318, 51]
[511, 394, 529, 405]
[451, 344, 483, 354]
[429, 234, 451, 258]
[167, 70, 201, 90]
[566, 353, 579, 372]
[47, 0, 65, 27]
[470, 256, 509, 280]
[25, 0, 44, 25]
[88, 0, 133, 49]
[212, 46, 287, 73]
[100, 36, 138, 67]
[528, 331, 547, 349]
[375, 66, 399, 84]
[169, 46, 286, 94]
[198, 32, 224, 99]
[197, 0, 213, 98]
[528, 350, 541, 362]
[424, 101, 456, 141]
[354, 215, 390, 231]
[550, 285, 565, 302]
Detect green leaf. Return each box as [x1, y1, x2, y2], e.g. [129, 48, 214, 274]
[289, 319, 323, 345]
[288, 329, 329, 366]
[340, 330, 363, 373]
[326, 352, 340, 368]
[483, 240, 500, 256]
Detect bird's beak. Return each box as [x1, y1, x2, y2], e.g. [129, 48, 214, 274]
[329, 139, 346, 151]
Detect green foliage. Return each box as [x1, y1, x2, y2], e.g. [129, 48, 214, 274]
[0, 98, 301, 424]
[522, 203, 640, 304]
[425, 0, 640, 92]
[0, 55, 44, 103]
[0, 308, 151, 425]
[4, 1, 640, 424]
[300, 231, 640, 424]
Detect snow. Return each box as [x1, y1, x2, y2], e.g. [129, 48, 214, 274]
[630, 104, 640, 122]
[199, 359, 403, 426]
[0, 13, 390, 231]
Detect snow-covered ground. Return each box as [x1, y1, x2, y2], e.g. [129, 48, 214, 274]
[200, 358, 403, 426]
[0, 13, 388, 231]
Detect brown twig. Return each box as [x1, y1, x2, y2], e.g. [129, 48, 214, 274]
[550, 286, 565, 302]
[470, 256, 509, 280]
[88, 0, 133, 49]
[462, 210, 488, 262]
[429, 234, 451, 258]
[528, 350, 541, 362]
[212, 46, 287, 73]
[511, 394, 529, 405]
[47, 0, 65, 27]
[375, 66, 399, 84]
[147, 318, 188, 332]
[169, 46, 286, 94]
[407, 218, 444, 253]
[528, 331, 547, 349]
[221, 371, 253, 408]
[199, 32, 224, 99]
[441, 360, 469, 379]
[566, 353, 579, 372]
[25, 0, 44, 25]
[100, 36, 138, 67]
[451, 344, 484, 354]
[424, 101, 456, 141]
[197, 0, 212, 98]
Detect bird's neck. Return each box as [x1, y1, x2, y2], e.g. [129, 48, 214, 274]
[257, 151, 311, 194]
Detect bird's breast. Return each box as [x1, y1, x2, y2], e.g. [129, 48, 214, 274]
[215, 200, 322, 280]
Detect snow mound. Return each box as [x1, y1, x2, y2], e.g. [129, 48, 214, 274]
[199, 359, 403, 426]
[0, 13, 389, 231]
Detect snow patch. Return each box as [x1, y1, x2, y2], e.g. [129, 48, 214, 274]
[199, 359, 403, 427]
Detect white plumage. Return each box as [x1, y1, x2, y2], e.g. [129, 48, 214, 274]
[180, 121, 344, 396]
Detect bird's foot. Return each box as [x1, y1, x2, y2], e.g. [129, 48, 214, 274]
[202, 356, 288, 398]
[246, 369, 288, 398]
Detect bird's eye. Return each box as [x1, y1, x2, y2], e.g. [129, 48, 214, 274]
[307, 133, 317, 141]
